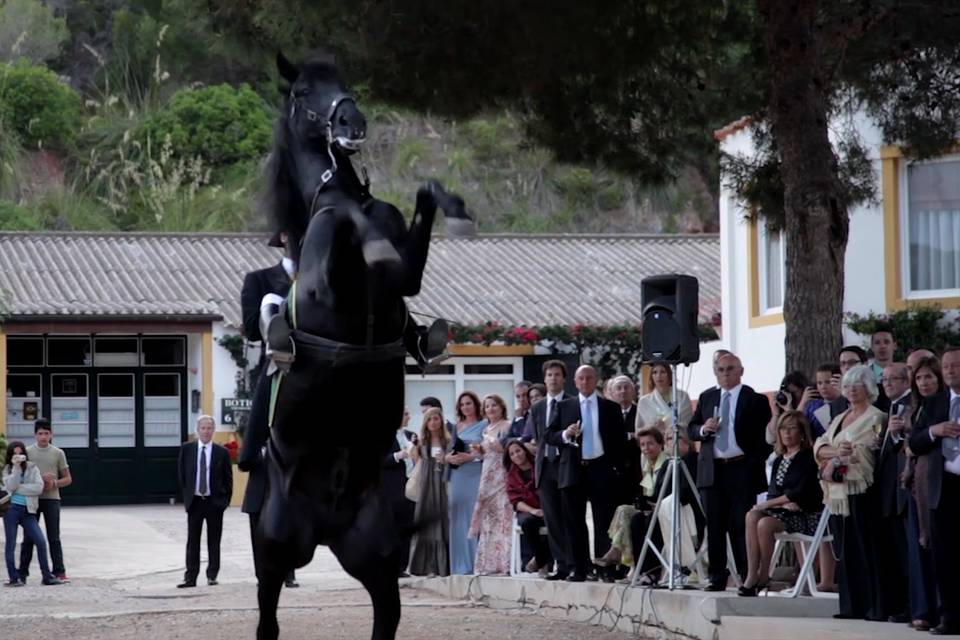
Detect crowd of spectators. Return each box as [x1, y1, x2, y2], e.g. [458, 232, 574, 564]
[392, 328, 960, 636]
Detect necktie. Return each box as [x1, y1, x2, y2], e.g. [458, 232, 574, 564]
[198, 445, 208, 495]
[547, 398, 558, 460]
[717, 391, 731, 452]
[943, 396, 960, 461]
[581, 399, 595, 458]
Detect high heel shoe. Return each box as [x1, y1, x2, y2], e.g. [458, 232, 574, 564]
[737, 580, 769, 597]
[594, 549, 622, 567]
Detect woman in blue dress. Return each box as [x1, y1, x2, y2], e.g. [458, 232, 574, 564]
[444, 390, 487, 574]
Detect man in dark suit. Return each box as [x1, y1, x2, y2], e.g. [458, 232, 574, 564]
[688, 353, 771, 591]
[177, 416, 232, 588]
[523, 360, 570, 580]
[381, 407, 416, 577]
[611, 375, 638, 434]
[909, 347, 960, 636]
[875, 362, 912, 622]
[238, 237, 299, 587]
[506, 381, 532, 441]
[547, 364, 628, 582]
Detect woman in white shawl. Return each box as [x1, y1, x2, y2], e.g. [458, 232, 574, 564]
[635, 362, 693, 433]
[813, 364, 885, 621]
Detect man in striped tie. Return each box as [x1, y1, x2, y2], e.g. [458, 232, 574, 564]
[177, 415, 232, 588]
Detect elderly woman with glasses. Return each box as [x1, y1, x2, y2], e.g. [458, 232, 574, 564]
[814, 364, 887, 620]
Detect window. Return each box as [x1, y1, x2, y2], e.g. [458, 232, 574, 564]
[903, 158, 960, 296]
[5, 374, 42, 441]
[141, 337, 186, 366]
[50, 374, 89, 448]
[94, 337, 139, 367]
[404, 357, 521, 428]
[7, 337, 43, 366]
[47, 337, 92, 366]
[144, 373, 182, 447]
[97, 374, 136, 448]
[758, 223, 785, 313]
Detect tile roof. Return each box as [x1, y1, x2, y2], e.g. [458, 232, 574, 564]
[0, 231, 720, 329]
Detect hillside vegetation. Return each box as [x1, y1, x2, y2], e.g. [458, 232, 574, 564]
[0, 0, 717, 235]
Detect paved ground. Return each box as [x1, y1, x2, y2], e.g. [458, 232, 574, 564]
[0, 505, 634, 639]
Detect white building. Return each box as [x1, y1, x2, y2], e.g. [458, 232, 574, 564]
[716, 114, 960, 389]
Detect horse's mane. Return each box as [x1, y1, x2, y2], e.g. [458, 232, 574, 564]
[261, 51, 344, 242]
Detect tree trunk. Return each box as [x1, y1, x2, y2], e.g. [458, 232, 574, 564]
[758, 0, 848, 377]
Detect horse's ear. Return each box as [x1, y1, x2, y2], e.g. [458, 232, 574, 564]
[277, 52, 299, 84]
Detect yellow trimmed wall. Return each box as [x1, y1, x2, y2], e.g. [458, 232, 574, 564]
[881, 145, 960, 311]
[746, 217, 784, 328]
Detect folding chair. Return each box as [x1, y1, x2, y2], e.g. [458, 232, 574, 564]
[509, 515, 548, 577]
[767, 508, 836, 598]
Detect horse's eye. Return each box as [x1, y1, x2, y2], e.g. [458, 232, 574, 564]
[294, 88, 308, 98]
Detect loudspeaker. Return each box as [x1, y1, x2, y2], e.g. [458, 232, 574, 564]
[641, 274, 700, 364]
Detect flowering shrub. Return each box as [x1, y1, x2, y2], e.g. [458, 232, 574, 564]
[224, 439, 239, 464]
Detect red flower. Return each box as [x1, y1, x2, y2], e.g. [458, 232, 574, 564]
[225, 439, 239, 462]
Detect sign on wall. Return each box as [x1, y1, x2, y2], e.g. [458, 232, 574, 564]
[221, 397, 252, 430]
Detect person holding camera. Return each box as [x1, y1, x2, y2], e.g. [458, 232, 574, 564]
[766, 372, 811, 445]
[2, 441, 62, 586]
[814, 364, 886, 621]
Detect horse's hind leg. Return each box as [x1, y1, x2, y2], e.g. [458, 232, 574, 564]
[256, 562, 285, 640]
[330, 493, 402, 640]
[332, 538, 401, 640]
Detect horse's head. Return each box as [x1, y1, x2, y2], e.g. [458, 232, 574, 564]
[278, 52, 367, 153]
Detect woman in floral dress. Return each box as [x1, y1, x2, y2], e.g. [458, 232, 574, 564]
[468, 394, 514, 575]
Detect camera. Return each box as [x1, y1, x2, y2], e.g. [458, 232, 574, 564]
[775, 386, 790, 407]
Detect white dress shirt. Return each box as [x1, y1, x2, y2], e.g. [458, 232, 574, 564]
[195, 441, 212, 496]
[578, 392, 604, 460]
[714, 383, 745, 459]
[282, 257, 296, 279]
[562, 392, 605, 459]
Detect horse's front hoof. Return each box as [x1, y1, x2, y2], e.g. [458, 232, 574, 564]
[257, 622, 279, 640]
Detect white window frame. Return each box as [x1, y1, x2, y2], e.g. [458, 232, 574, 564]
[757, 222, 786, 314]
[899, 154, 960, 300]
[404, 355, 523, 423]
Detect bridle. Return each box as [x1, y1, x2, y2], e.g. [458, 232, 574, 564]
[289, 90, 370, 194]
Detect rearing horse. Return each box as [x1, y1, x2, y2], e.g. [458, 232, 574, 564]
[253, 52, 465, 640]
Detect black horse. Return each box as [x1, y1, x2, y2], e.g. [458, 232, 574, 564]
[253, 52, 466, 640]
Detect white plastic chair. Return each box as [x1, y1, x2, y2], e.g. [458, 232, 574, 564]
[509, 515, 548, 577]
[767, 508, 836, 598]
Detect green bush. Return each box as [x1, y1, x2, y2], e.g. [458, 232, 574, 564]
[0, 198, 38, 229]
[0, 61, 82, 150]
[138, 83, 272, 166]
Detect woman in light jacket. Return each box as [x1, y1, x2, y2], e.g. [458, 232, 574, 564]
[813, 365, 885, 620]
[3, 441, 62, 586]
[635, 362, 693, 433]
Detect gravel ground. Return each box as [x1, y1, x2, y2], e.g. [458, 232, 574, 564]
[0, 506, 634, 639]
[0, 585, 635, 639]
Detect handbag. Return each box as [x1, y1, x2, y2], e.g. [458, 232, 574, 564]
[404, 460, 423, 501]
[0, 489, 10, 515]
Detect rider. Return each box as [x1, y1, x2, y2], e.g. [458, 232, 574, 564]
[238, 232, 300, 589]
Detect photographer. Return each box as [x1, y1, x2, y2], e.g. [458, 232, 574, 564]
[813, 365, 886, 621]
[765, 372, 811, 445]
[2, 441, 62, 586]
